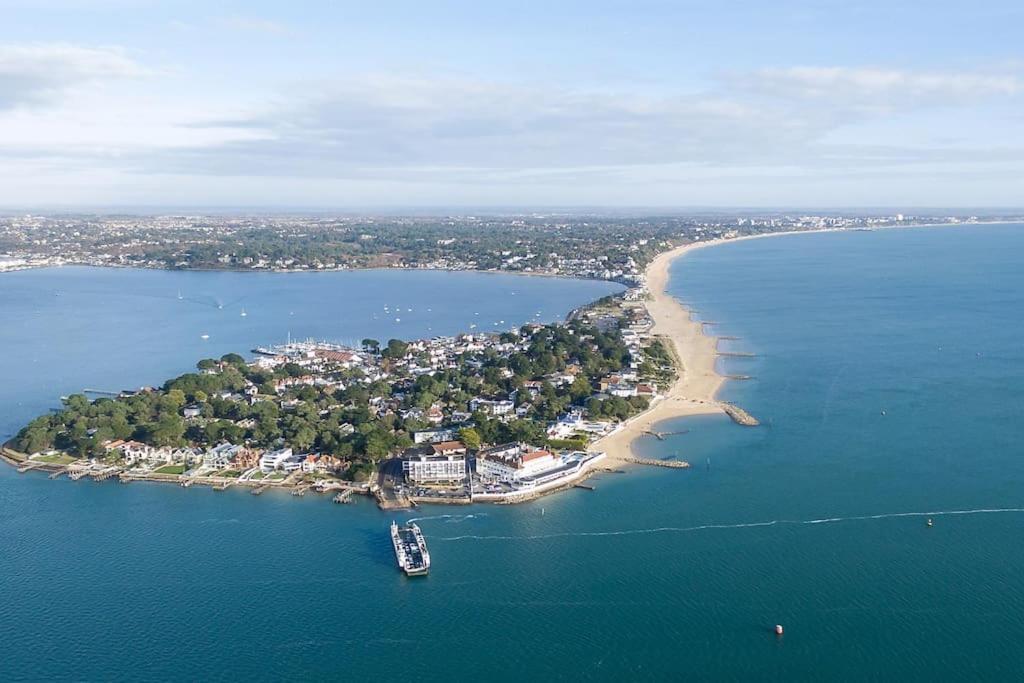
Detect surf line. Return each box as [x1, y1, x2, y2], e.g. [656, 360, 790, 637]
[435, 507, 1024, 542]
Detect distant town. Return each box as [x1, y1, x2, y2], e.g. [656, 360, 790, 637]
[1, 211, 1017, 280]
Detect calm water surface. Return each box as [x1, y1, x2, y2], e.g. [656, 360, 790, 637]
[2, 226, 1024, 681]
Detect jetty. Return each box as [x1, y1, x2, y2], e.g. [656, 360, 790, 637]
[251, 484, 269, 496]
[642, 429, 689, 441]
[721, 402, 760, 426]
[48, 468, 67, 480]
[92, 468, 120, 481]
[212, 481, 233, 491]
[620, 456, 690, 469]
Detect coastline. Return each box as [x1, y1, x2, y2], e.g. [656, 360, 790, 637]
[588, 230, 829, 462]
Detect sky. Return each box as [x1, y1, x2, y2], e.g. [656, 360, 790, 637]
[0, 0, 1022, 209]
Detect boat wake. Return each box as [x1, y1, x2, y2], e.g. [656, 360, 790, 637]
[405, 513, 489, 525]
[435, 507, 1024, 542]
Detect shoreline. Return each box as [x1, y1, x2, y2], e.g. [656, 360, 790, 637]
[587, 230, 836, 462]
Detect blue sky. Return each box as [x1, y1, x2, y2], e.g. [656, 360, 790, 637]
[0, 0, 1022, 208]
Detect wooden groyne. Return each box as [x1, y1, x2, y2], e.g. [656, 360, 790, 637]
[724, 374, 753, 380]
[719, 335, 741, 340]
[717, 351, 757, 358]
[620, 456, 691, 469]
[573, 483, 596, 491]
[721, 402, 760, 426]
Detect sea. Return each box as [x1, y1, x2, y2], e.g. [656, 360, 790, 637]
[1, 224, 1023, 681]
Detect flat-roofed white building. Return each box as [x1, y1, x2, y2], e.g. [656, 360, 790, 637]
[403, 454, 466, 483]
[259, 447, 295, 473]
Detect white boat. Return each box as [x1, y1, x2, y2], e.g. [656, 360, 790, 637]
[240, 308, 247, 317]
[200, 334, 210, 340]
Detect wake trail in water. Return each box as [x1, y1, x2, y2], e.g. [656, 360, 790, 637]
[435, 507, 1024, 542]
[405, 513, 489, 525]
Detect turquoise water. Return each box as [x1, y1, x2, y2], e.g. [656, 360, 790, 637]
[3, 225, 1024, 680]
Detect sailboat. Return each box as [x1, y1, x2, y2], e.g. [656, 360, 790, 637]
[240, 308, 248, 317]
[177, 289, 183, 300]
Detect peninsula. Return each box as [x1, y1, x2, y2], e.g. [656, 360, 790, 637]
[13, 226, 916, 506]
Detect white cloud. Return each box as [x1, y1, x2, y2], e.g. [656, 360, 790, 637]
[0, 43, 148, 109]
[740, 66, 1021, 109]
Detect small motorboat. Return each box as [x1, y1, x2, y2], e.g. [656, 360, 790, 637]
[927, 518, 934, 527]
[774, 624, 784, 636]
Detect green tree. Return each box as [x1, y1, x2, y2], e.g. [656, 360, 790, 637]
[458, 427, 482, 450]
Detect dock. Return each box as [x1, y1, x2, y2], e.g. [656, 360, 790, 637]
[620, 456, 691, 469]
[333, 490, 354, 504]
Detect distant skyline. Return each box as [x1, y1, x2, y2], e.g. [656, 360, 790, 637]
[1, 0, 1022, 208]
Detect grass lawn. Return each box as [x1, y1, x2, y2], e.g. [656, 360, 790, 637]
[267, 472, 288, 480]
[32, 452, 78, 465]
[155, 464, 186, 475]
[250, 471, 266, 480]
[217, 470, 242, 478]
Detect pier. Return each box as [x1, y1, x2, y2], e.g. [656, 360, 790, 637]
[620, 456, 691, 469]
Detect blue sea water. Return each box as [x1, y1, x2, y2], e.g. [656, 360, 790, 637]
[2, 225, 1024, 681]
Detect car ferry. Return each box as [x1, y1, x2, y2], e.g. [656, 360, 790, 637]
[391, 521, 430, 576]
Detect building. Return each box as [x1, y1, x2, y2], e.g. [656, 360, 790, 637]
[259, 447, 299, 473]
[413, 427, 458, 444]
[402, 443, 467, 483]
[204, 443, 243, 468]
[475, 444, 558, 484]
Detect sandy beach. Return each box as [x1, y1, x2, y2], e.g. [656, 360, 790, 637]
[589, 238, 737, 462]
